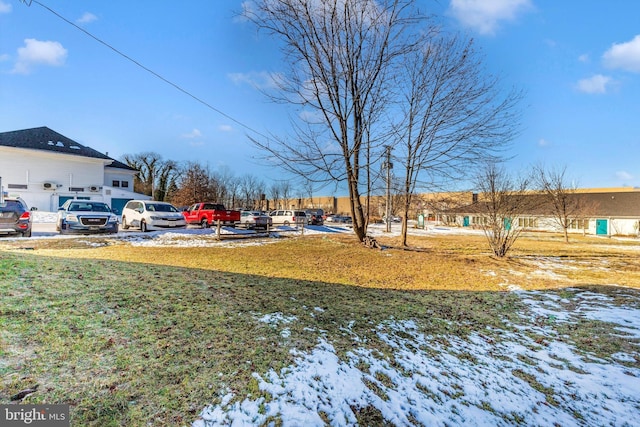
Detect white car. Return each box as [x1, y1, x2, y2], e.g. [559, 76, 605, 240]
[121, 200, 186, 232]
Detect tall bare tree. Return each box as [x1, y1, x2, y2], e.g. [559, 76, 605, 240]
[532, 164, 595, 243]
[475, 163, 530, 258]
[244, 0, 419, 241]
[281, 180, 293, 209]
[238, 174, 265, 209]
[268, 181, 283, 211]
[393, 34, 522, 246]
[121, 152, 180, 201]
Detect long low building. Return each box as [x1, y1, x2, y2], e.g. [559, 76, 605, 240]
[439, 190, 640, 237]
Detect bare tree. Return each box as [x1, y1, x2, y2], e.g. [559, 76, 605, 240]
[532, 164, 595, 243]
[213, 167, 237, 207]
[268, 181, 283, 211]
[281, 180, 293, 209]
[243, 0, 420, 241]
[121, 152, 180, 201]
[393, 34, 522, 246]
[238, 174, 264, 209]
[475, 163, 530, 258]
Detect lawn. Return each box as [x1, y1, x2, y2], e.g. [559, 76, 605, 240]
[0, 229, 639, 426]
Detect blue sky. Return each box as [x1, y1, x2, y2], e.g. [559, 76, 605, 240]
[1, 0, 639, 192]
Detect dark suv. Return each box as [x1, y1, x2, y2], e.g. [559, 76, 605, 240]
[0, 197, 32, 237]
[305, 209, 324, 225]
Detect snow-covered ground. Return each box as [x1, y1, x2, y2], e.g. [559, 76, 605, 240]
[15, 212, 640, 425]
[194, 290, 640, 426]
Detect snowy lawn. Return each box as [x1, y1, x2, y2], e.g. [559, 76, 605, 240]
[0, 213, 639, 426]
[194, 288, 640, 426]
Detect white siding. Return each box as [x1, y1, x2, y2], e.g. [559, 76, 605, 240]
[1, 146, 107, 211]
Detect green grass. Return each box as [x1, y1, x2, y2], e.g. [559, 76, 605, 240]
[0, 232, 639, 425]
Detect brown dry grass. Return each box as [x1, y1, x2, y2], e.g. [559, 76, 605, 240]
[13, 231, 640, 291]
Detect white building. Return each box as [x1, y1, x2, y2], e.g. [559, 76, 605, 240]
[0, 126, 149, 213]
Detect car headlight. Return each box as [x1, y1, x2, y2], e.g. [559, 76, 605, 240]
[150, 216, 162, 220]
[108, 215, 118, 223]
[65, 214, 79, 222]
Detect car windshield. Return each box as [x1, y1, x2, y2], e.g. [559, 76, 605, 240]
[69, 202, 110, 212]
[146, 203, 178, 213]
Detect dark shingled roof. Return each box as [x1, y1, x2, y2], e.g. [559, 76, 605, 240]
[0, 126, 135, 171]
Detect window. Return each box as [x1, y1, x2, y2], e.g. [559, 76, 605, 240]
[518, 217, 538, 228]
[472, 216, 488, 226]
[569, 219, 589, 230]
[112, 180, 120, 187]
[121, 181, 129, 188]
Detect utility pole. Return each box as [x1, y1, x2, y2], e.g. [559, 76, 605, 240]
[384, 146, 392, 233]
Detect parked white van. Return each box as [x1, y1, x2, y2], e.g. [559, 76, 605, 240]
[269, 210, 306, 226]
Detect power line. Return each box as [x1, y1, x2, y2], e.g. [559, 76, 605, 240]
[19, 0, 269, 140]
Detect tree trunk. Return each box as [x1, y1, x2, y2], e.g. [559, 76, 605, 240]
[348, 178, 367, 241]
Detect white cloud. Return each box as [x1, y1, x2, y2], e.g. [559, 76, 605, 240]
[76, 12, 97, 25]
[181, 128, 202, 139]
[12, 38, 68, 74]
[603, 34, 640, 73]
[218, 125, 233, 132]
[578, 53, 589, 63]
[576, 74, 612, 94]
[448, 0, 532, 35]
[0, 0, 11, 14]
[616, 171, 634, 181]
[0, 53, 9, 62]
[228, 71, 282, 90]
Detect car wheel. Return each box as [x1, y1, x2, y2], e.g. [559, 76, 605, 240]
[22, 229, 32, 238]
[284, 220, 290, 226]
[141, 220, 148, 232]
[122, 216, 130, 230]
[201, 218, 209, 229]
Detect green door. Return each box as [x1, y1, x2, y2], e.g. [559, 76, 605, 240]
[111, 198, 132, 215]
[596, 219, 608, 235]
[463, 216, 470, 227]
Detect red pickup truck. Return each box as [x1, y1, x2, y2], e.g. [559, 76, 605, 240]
[182, 203, 241, 228]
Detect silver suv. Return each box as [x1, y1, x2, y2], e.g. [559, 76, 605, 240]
[0, 197, 32, 237]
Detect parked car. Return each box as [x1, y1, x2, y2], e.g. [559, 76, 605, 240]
[56, 200, 119, 234]
[269, 210, 307, 226]
[0, 197, 32, 237]
[326, 214, 352, 224]
[121, 200, 186, 232]
[383, 215, 402, 223]
[239, 210, 272, 229]
[304, 209, 324, 225]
